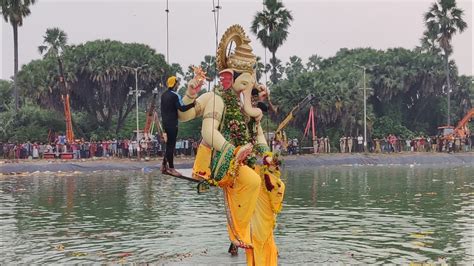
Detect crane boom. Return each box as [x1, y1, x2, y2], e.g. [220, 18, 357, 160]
[275, 94, 315, 134]
[58, 60, 74, 143]
[144, 94, 158, 136]
[453, 108, 474, 138]
[438, 108, 474, 139]
[63, 93, 74, 143]
[454, 108, 474, 132]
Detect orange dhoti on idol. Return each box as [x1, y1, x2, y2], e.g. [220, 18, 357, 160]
[178, 25, 285, 265]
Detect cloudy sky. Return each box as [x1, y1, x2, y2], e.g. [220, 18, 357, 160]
[1, 0, 472, 80]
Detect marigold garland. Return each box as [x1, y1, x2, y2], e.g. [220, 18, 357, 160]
[217, 86, 257, 164]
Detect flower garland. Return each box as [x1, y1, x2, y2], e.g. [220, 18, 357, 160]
[219, 87, 252, 146]
[260, 151, 284, 214]
[209, 86, 267, 184]
[218, 87, 257, 166]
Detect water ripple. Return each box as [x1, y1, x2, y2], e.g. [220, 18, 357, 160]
[0, 166, 472, 264]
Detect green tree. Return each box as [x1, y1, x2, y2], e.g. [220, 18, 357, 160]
[270, 48, 471, 139]
[419, 28, 441, 54]
[38, 28, 68, 91]
[200, 55, 217, 81]
[1, 0, 37, 111]
[170, 63, 183, 76]
[424, 0, 467, 126]
[269, 57, 285, 82]
[16, 58, 60, 110]
[306, 54, 323, 72]
[255, 56, 270, 84]
[0, 101, 64, 142]
[18, 40, 171, 135]
[284, 56, 305, 80]
[37, 27, 76, 137]
[0, 79, 12, 112]
[198, 55, 216, 92]
[251, 0, 293, 84]
[63, 40, 170, 133]
[372, 116, 414, 139]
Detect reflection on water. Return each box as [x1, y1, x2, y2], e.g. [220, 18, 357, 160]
[0, 166, 473, 264]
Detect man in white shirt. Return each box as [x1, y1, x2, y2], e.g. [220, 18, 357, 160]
[357, 135, 364, 152]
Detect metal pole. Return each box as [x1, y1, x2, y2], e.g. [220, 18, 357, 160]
[363, 67, 367, 152]
[445, 55, 451, 126]
[121, 64, 147, 159]
[166, 0, 169, 64]
[135, 68, 140, 160]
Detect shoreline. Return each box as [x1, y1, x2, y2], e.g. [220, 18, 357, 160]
[1, 152, 473, 175]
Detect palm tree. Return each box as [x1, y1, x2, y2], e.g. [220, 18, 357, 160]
[1, 0, 37, 111]
[424, 0, 467, 126]
[251, 0, 293, 84]
[255, 56, 269, 83]
[38, 27, 74, 141]
[38, 27, 68, 94]
[420, 29, 441, 54]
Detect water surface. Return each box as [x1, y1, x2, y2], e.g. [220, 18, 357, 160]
[0, 166, 473, 264]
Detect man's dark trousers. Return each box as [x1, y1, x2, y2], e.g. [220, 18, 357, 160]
[164, 125, 178, 169]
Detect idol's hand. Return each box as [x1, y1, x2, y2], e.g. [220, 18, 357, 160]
[263, 152, 281, 172]
[263, 155, 273, 165]
[187, 78, 204, 98]
[235, 143, 253, 164]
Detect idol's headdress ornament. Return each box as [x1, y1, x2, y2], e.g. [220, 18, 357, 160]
[216, 25, 256, 73]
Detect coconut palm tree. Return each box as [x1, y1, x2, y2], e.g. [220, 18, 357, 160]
[424, 0, 467, 126]
[38, 27, 69, 94]
[251, 0, 293, 84]
[1, 0, 37, 111]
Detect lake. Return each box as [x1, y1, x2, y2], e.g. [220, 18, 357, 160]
[0, 165, 473, 264]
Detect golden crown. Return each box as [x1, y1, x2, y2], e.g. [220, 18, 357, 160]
[216, 25, 256, 73]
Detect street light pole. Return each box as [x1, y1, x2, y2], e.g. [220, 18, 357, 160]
[135, 68, 139, 158]
[122, 64, 148, 160]
[354, 64, 368, 152]
[362, 67, 367, 152]
[355, 64, 376, 152]
[445, 55, 451, 127]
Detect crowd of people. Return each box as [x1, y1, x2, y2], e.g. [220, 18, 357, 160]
[2, 133, 472, 161]
[0, 133, 200, 161]
[366, 134, 473, 153]
[270, 133, 473, 155]
[337, 134, 473, 153]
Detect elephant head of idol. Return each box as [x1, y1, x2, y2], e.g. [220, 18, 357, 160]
[216, 25, 263, 122]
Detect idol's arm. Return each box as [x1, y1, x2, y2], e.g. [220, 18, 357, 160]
[178, 79, 211, 122]
[201, 94, 229, 151]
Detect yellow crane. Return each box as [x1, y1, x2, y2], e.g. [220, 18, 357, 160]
[438, 108, 474, 139]
[274, 94, 315, 147]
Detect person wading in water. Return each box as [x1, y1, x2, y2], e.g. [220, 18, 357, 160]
[160, 76, 195, 177]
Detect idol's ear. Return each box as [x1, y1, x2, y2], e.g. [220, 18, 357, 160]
[219, 69, 234, 90]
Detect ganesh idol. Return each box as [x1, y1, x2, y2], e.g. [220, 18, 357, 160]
[176, 25, 285, 266]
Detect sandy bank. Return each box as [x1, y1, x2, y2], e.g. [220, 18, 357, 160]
[1, 152, 473, 174]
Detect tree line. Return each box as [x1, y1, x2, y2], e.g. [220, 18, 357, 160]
[1, 0, 471, 145]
